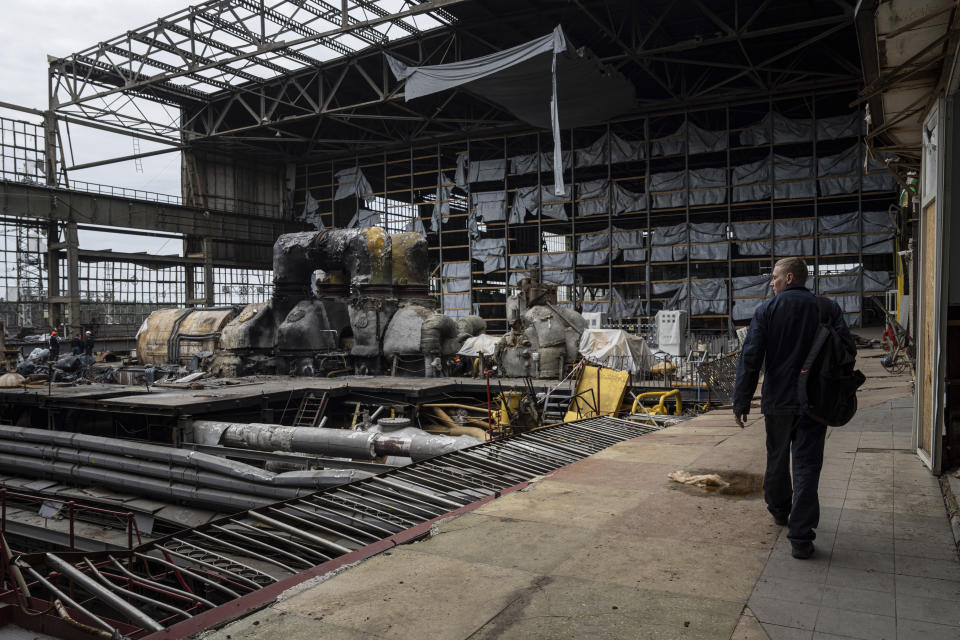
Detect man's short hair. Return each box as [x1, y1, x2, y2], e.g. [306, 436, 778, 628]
[775, 257, 808, 286]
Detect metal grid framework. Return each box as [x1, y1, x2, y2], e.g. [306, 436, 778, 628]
[44, 0, 862, 160]
[0, 220, 47, 331]
[0, 416, 659, 639]
[50, 262, 273, 335]
[48, 0, 461, 145]
[293, 89, 899, 332]
[0, 117, 45, 184]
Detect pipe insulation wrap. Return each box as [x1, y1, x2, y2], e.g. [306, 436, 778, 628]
[0, 425, 275, 482]
[195, 421, 479, 462]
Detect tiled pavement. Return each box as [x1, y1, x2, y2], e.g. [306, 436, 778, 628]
[205, 351, 955, 640]
[748, 397, 960, 640]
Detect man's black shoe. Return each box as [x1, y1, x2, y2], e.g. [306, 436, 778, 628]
[773, 515, 789, 526]
[791, 542, 814, 559]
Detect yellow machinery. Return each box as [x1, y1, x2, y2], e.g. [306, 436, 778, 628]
[631, 389, 683, 416]
[563, 365, 630, 422]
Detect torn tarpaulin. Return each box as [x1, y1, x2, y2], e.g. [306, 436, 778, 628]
[334, 167, 372, 201]
[387, 26, 635, 197]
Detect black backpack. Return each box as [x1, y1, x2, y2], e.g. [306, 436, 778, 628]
[797, 297, 866, 426]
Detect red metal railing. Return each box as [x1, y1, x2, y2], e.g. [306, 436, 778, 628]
[0, 488, 142, 552]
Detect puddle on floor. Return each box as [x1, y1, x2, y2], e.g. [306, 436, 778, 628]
[667, 470, 764, 498]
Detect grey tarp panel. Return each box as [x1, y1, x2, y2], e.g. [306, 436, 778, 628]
[651, 223, 687, 245]
[864, 210, 896, 234]
[577, 179, 610, 217]
[774, 219, 816, 237]
[732, 220, 771, 240]
[514, 185, 571, 221]
[575, 131, 644, 167]
[511, 186, 536, 223]
[511, 150, 572, 175]
[649, 171, 685, 209]
[738, 241, 771, 256]
[774, 238, 814, 256]
[580, 228, 611, 251]
[740, 112, 860, 147]
[651, 246, 675, 262]
[405, 217, 427, 236]
[773, 155, 815, 199]
[652, 121, 727, 156]
[819, 235, 895, 255]
[863, 236, 895, 254]
[443, 293, 471, 318]
[334, 167, 372, 201]
[689, 222, 727, 243]
[864, 269, 893, 291]
[579, 248, 620, 265]
[582, 300, 608, 313]
[662, 279, 727, 314]
[472, 191, 507, 221]
[652, 281, 683, 295]
[442, 262, 471, 293]
[300, 190, 325, 230]
[818, 146, 897, 195]
[740, 112, 813, 146]
[472, 238, 508, 274]
[467, 158, 507, 183]
[732, 275, 770, 297]
[819, 212, 859, 234]
[347, 209, 381, 229]
[690, 243, 729, 260]
[609, 289, 646, 318]
[388, 26, 635, 196]
[690, 279, 728, 314]
[732, 157, 771, 203]
[613, 228, 645, 249]
[818, 112, 861, 140]
[734, 297, 765, 320]
[432, 173, 454, 231]
[623, 248, 646, 262]
[689, 167, 727, 205]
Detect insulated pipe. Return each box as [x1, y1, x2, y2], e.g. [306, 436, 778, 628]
[0, 440, 304, 501]
[0, 454, 272, 512]
[45, 554, 165, 632]
[196, 420, 477, 462]
[0, 425, 275, 483]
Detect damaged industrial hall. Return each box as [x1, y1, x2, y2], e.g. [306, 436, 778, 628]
[0, 0, 959, 638]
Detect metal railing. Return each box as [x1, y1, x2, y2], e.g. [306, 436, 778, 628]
[0, 488, 142, 552]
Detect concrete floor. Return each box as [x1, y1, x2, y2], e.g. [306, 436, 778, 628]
[202, 349, 954, 640]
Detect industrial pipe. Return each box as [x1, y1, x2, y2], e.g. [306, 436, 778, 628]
[195, 420, 477, 462]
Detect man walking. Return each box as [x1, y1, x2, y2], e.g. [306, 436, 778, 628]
[48, 329, 60, 362]
[733, 257, 854, 559]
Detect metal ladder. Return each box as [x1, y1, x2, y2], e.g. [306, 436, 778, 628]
[292, 392, 328, 428]
[542, 387, 573, 423]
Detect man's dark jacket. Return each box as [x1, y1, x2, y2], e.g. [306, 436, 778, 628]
[734, 285, 854, 416]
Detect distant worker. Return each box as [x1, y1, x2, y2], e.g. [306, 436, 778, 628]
[732, 257, 854, 560]
[71, 333, 82, 355]
[48, 330, 60, 361]
[83, 330, 95, 356]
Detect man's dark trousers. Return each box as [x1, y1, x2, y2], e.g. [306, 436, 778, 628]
[764, 414, 827, 544]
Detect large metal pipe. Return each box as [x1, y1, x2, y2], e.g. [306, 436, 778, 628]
[195, 420, 477, 462]
[45, 554, 165, 633]
[0, 454, 272, 512]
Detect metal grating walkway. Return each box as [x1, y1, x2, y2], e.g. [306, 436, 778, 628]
[1, 416, 661, 639]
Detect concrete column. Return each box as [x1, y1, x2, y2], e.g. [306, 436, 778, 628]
[65, 221, 81, 334]
[46, 221, 61, 329]
[184, 236, 197, 307]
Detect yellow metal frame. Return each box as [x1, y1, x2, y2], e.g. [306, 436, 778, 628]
[631, 389, 682, 416]
[563, 365, 630, 422]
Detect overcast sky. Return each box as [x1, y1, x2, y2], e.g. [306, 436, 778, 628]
[0, 1, 195, 253]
